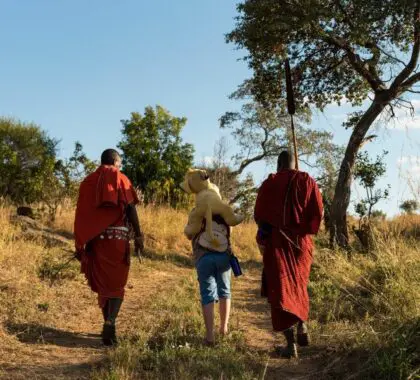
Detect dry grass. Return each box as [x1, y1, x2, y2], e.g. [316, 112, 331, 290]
[0, 203, 419, 379]
[50, 205, 260, 262]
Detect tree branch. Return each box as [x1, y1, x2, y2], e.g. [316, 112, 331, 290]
[229, 187, 258, 205]
[231, 121, 287, 176]
[391, 2, 420, 91]
[231, 153, 268, 177]
[299, 158, 317, 168]
[402, 71, 420, 89]
[321, 30, 386, 91]
[377, 46, 407, 67]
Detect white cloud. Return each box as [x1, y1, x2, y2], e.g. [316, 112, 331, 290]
[410, 165, 420, 175]
[392, 99, 420, 130]
[394, 117, 420, 130]
[397, 155, 420, 165]
[203, 156, 215, 166]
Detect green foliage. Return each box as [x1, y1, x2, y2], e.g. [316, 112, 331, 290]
[228, 0, 420, 247]
[400, 199, 419, 214]
[369, 319, 419, 380]
[55, 142, 96, 191]
[0, 118, 95, 219]
[220, 100, 342, 227]
[354, 151, 390, 219]
[37, 252, 79, 285]
[227, 0, 418, 109]
[0, 118, 58, 205]
[371, 209, 387, 220]
[118, 106, 194, 207]
[235, 173, 257, 221]
[42, 142, 96, 219]
[342, 111, 365, 130]
[221, 101, 342, 174]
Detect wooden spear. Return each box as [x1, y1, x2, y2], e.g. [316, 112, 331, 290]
[284, 59, 299, 170]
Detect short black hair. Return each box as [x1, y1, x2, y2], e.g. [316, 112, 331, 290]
[277, 150, 294, 170]
[101, 149, 120, 165]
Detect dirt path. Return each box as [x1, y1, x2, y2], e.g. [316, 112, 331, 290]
[0, 263, 184, 380]
[233, 266, 333, 380]
[2, 255, 328, 380]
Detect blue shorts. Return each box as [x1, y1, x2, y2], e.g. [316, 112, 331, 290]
[196, 252, 231, 305]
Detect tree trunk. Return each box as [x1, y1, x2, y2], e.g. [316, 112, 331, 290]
[330, 98, 386, 248]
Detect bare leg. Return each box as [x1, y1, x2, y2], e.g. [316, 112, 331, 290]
[202, 302, 215, 343]
[219, 298, 231, 335]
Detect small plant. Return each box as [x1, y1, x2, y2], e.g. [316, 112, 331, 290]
[354, 151, 390, 220]
[353, 151, 390, 250]
[37, 303, 49, 312]
[400, 199, 419, 215]
[37, 253, 78, 285]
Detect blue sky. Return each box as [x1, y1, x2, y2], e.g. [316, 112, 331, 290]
[1, 1, 419, 216]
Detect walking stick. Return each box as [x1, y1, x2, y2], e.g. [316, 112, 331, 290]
[285, 59, 299, 170]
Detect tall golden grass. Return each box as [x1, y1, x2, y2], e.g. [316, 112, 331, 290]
[0, 203, 419, 379]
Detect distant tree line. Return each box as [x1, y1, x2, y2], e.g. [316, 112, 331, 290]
[0, 105, 196, 218]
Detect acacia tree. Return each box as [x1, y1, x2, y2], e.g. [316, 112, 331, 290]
[220, 101, 341, 174]
[227, 0, 420, 247]
[221, 100, 343, 229]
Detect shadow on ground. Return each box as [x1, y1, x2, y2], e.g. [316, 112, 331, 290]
[5, 322, 102, 349]
[1, 360, 104, 380]
[142, 248, 194, 268]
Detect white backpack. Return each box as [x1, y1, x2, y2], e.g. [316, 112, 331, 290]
[198, 220, 229, 252]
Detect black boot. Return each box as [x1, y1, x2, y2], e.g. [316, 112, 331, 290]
[102, 298, 123, 346]
[276, 327, 298, 358]
[297, 321, 310, 347]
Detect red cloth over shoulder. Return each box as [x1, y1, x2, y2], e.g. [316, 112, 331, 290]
[74, 165, 139, 251]
[254, 170, 323, 236]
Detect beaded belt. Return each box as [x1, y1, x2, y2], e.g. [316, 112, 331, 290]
[99, 226, 130, 241]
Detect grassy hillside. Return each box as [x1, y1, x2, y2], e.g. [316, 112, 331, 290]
[0, 205, 419, 379]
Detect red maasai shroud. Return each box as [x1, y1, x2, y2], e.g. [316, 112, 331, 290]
[254, 169, 323, 331]
[74, 165, 139, 307]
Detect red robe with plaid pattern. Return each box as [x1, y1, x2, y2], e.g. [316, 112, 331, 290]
[254, 169, 323, 331]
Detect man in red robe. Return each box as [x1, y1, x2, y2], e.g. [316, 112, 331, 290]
[74, 149, 144, 346]
[254, 151, 323, 358]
